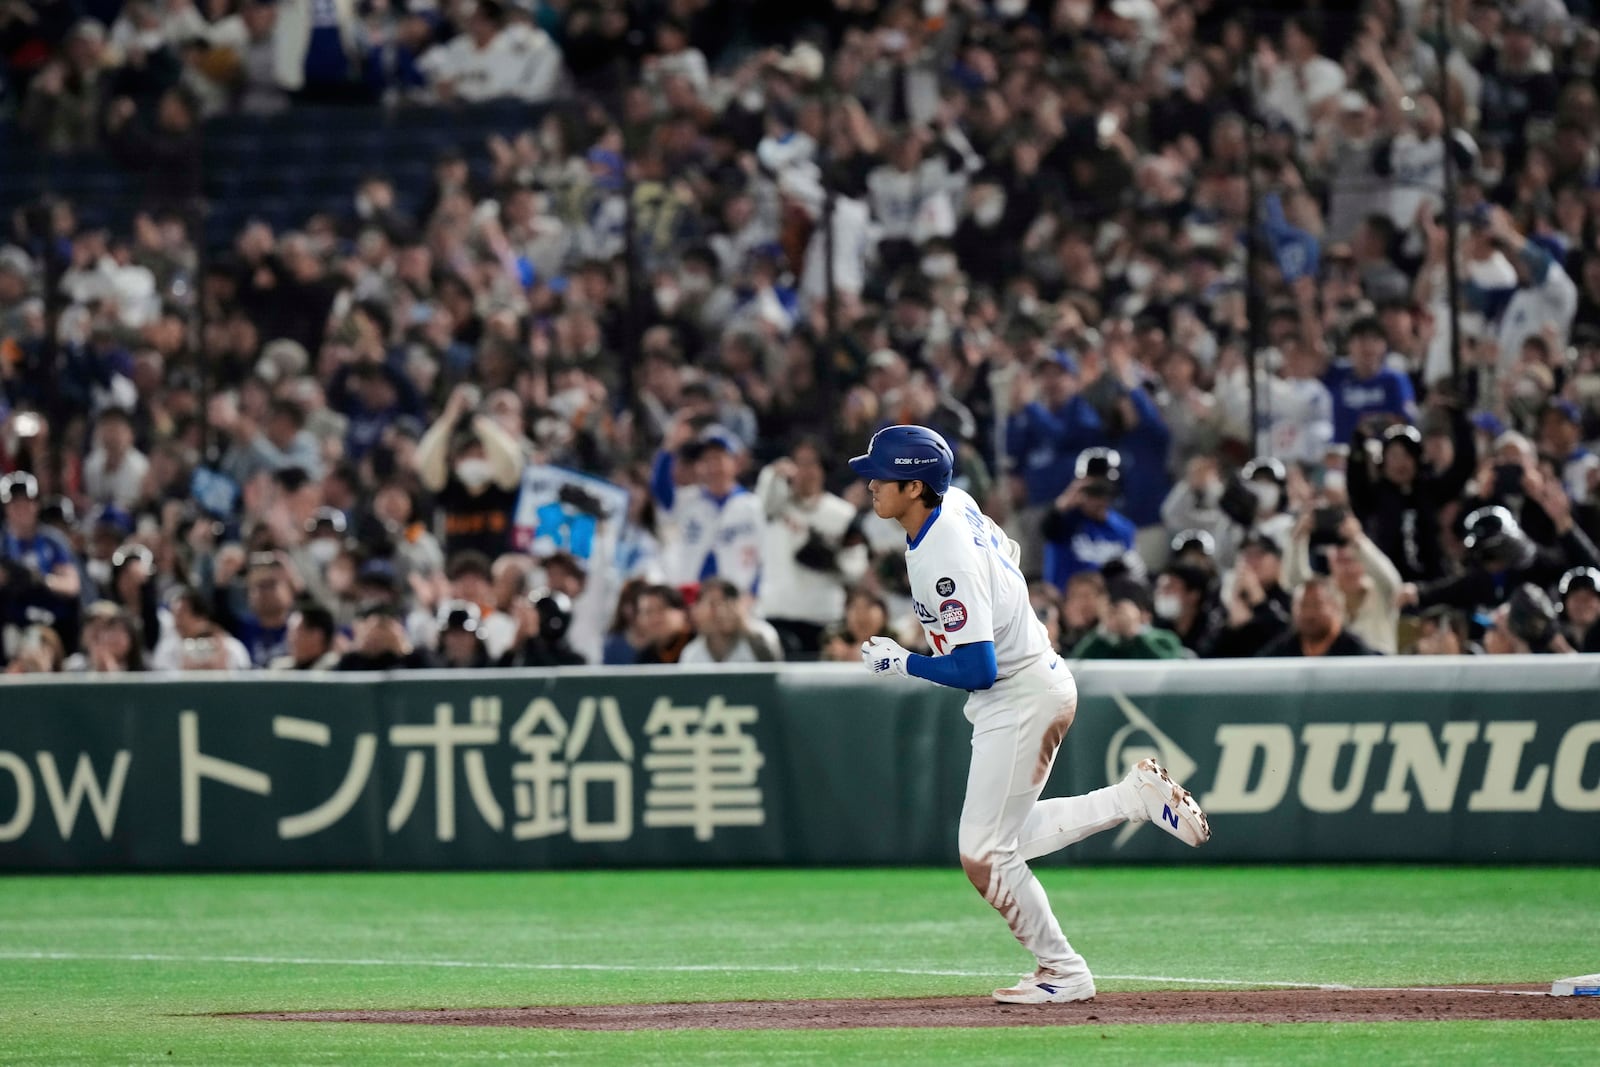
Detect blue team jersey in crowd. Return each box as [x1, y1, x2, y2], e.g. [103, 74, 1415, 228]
[1043, 509, 1137, 592]
[1324, 360, 1418, 443]
[1006, 397, 1104, 506]
[233, 615, 290, 668]
[1, 526, 76, 578]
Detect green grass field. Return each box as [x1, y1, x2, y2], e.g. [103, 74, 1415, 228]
[2, 866, 1597, 1065]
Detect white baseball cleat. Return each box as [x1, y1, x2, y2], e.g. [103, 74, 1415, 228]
[1126, 757, 1211, 847]
[993, 967, 1097, 1005]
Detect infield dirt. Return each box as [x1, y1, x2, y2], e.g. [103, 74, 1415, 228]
[239, 987, 1599, 1030]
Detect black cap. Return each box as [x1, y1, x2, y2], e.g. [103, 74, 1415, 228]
[1106, 578, 1153, 613]
[1382, 423, 1423, 457]
[437, 599, 482, 635]
[1462, 505, 1534, 568]
[1239, 532, 1283, 557]
[356, 598, 403, 620]
[1348, 315, 1385, 339]
[1241, 457, 1287, 487]
[1075, 447, 1122, 484]
[1170, 528, 1217, 558]
[0, 471, 40, 503]
[1162, 563, 1212, 596]
[1559, 567, 1600, 600]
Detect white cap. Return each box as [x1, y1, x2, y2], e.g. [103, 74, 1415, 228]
[1110, 0, 1158, 23]
[776, 42, 823, 82]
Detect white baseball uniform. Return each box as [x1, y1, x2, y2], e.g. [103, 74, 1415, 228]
[904, 486, 1145, 980]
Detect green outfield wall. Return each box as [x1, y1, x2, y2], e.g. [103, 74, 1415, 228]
[1, 658, 1598, 869]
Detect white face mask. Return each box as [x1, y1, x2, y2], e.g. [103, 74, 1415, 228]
[1249, 482, 1281, 513]
[1126, 261, 1157, 291]
[1154, 592, 1184, 620]
[654, 286, 680, 314]
[679, 271, 711, 296]
[87, 558, 112, 586]
[921, 254, 957, 279]
[455, 458, 494, 489]
[307, 538, 340, 566]
[1323, 469, 1347, 493]
[973, 195, 1005, 228]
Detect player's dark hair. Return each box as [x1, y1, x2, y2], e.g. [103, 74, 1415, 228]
[905, 481, 943, 508]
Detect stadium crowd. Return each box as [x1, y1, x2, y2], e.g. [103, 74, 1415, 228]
[4, 0, 1600, 675]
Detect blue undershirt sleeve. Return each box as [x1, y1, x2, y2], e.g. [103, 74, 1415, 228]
[649, 450, 676, 511]
[906, 641, 998, 691]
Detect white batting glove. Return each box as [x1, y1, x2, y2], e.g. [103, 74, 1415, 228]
[861, 635, 911, 677]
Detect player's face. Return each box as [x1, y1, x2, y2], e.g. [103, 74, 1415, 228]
[866, 479, 916, 520]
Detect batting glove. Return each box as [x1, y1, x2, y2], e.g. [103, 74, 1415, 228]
[861, 635, 911, 677]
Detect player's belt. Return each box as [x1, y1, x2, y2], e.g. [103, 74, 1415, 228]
[989, 649, 1057, 687]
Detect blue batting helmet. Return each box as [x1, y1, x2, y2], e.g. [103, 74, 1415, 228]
[848, 424, 954, 495]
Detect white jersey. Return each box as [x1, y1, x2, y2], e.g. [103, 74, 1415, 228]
[1263, 375, 1335, 466]
[659, 484, 765, 595]
[904, 486, 1053, 680]
[753, 465, 867, 625]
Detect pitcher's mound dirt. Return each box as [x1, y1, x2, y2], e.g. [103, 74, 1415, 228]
[240, 987, 1598, 1030]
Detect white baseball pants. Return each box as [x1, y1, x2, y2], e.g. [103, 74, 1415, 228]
[957, 656, 1143, 976]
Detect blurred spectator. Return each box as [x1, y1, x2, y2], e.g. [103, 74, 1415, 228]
[502, 586, 585, 667]
[1412, 604, 1475, 656]
[1401, 495, 1600, 615]
[82, 408, 148, 510]
[681, 577, 783, 664]
[1069, 580, 1184, 660]
[418, 0, 563, 104]
[1325, 316, 1418, 445]
[269, 602, 340, 670]
[1058, 571, 1108, 653]
[66, 600, 144, 672]
[1151, 563, 1218, 656]
[1257, 575, 1379, 658]
[335, 600, 432, 671]
[5, 623, 65, 674]
[1, 471, 82, 653]
[1285, 506, 1402, 655]
[1483, 584, 1577, 655]
[416, 386, 523, 558]
[652, 422, 763, 595]
[1557, 567, 1600, 653]
[150, 587, 251, 671]
[602, 577, 651, 666]
[19, 19, 110, 153]
[276, 0, 365, 103]
[435, 599, 492, 669]
[1348, 416, 1475, 583]
[104, 88, 202, 213]
[1207, 534, 1293, 658]
[1006, 349, 1102, 574]
[754, 439, 866, 657]
[219, 552, 295, 667]
[1041, 448, 1141, 592]
[633, 583, 693, 665]
[1253, 17, 1345, 140]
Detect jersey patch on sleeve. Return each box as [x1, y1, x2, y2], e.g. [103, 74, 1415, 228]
[939, 598, 968, 631]
[935, 576, 956, 597]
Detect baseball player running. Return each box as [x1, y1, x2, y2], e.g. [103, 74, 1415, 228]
[850, 425, 1210, 1004]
